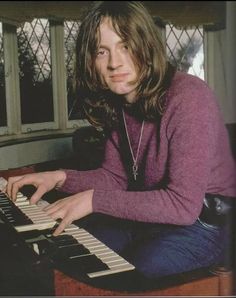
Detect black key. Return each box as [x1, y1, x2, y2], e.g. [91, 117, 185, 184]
[0, 192, 7, 198]
[20, 229, 51, 240]
[3, 207, 32, 225]
[53, 243, 91, 260]
[33, 239, 55, 256]
[58, 254, 109, 275]
[0, 199, 32, 226]
[50, 234, 78, 246]
[0, 201, 11, 207]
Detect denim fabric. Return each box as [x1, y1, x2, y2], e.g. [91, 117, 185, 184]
[77, 213, 224, 278]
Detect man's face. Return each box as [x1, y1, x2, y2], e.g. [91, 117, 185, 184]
[95, 18, 138, 103]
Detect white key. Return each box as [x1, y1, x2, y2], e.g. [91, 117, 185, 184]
[15, 221, 56, 232]
[16, 193, 26, 199]
[0, 177, 7, 191]
[88, 263, 135, 278]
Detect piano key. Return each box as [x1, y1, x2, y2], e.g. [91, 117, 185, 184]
[50, 234, 79, 246]
[20, 210, 49, 217]
[105, 259, 130, 267]
[54, 244, 92, 259]
[33, 243, 40, 254]
[20, 206, 46, 212]
[62, 254, 109, 274]
[16, 192, 26, 198]
[21, 213, 48, 219]
[15, 201, 31, 207]
[15, 221, 57, 232]
[0, 201, 11, 206]
[74, 237, 101, 245]
[0, 177, 7, 190]
[25, 211, 54, 220]
[64, 225, 80, 232]
[33, 219, 56, 225]
[16, 196, 28, 203]
[87, 246, 114, 254]
[78, 241, 107, 249]
[15, 204, 39, 210]
[98, 254, 124, 262]
[37, 199, 50, 208]
[19, 228, 55, 240]
[88, 263, 135, 278]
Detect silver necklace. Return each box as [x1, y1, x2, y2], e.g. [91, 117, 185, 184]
[122, 109, 144, 181]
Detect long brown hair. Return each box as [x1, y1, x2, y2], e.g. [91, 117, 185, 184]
[75, 1, 175, 128]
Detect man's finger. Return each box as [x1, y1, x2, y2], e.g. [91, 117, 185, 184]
[6, 176, 22, 199]
[53, 217, 71, 236]
[11, 179, 27, 201]
[30, 185, 47, 205]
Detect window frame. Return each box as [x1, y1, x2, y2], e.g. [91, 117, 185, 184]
[0, 19, 207, 143]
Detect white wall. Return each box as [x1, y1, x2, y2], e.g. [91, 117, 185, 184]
[206, 2, 236, 124]
[205, 30, 227, 118]
[0, 136, 73, 170]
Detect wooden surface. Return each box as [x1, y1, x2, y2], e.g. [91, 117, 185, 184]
[0, 165, 35, 180]
[54, 269, 223, 296]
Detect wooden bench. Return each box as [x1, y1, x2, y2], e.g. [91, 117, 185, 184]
[53, 266, 234, 296]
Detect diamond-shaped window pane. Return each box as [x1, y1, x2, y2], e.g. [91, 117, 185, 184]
[64, 21, 83, 120]
[166, 24, 204, 80]
[17, 19, 54, 124]
[0, 23, 7, 127]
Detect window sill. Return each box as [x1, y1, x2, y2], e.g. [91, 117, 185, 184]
[0, 129, 76, 148]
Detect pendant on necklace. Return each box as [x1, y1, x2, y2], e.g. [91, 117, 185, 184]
[132, 163, 138, 181]
[122, 109, 144, 182]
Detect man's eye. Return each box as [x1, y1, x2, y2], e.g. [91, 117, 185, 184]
[97, 49, 107, 56]
[121, 43, 129, 51]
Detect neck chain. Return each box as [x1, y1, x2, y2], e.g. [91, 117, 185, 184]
[122, 109, 145, 181]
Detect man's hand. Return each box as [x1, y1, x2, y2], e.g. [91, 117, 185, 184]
[44, 189, 94, 236]
[6, 171, 66, 204]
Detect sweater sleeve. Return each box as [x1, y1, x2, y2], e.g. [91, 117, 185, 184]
[93, 78, 217, 225]
[58, 130, 128, 194]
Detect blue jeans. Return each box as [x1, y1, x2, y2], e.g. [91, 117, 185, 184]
[78, 214, 224, 278]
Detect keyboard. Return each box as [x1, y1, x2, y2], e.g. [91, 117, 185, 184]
[0, 177, 135, 278]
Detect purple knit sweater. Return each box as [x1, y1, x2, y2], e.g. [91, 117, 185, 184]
[59, 71, 236, 225]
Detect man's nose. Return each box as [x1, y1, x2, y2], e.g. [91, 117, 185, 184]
[108, 51, 123, 69]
